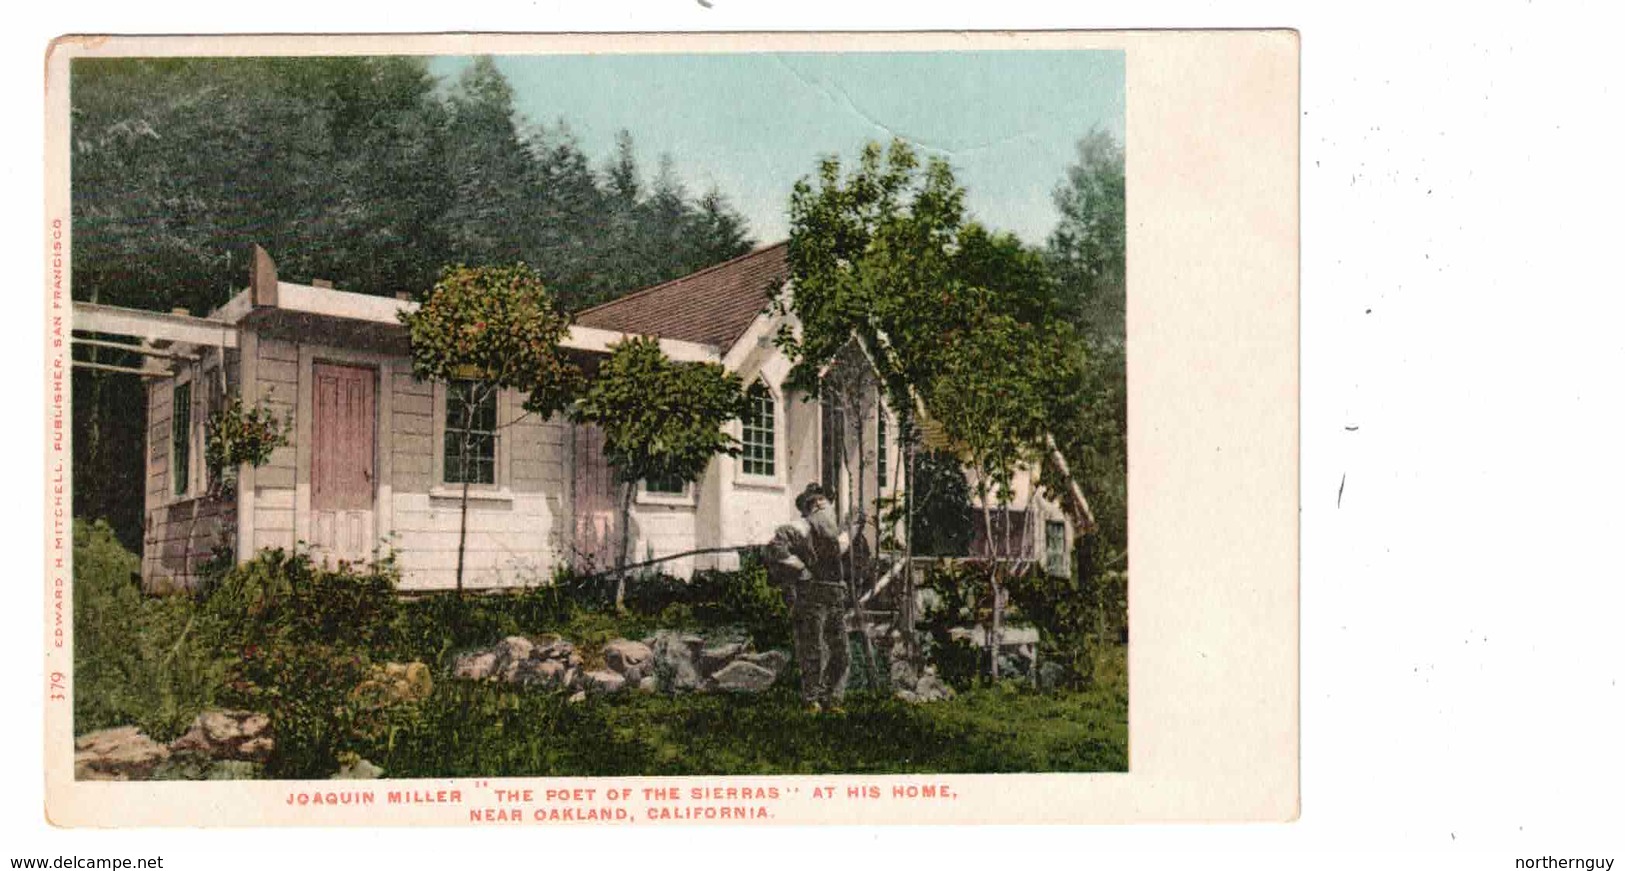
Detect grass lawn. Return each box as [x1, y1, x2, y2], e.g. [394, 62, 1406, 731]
[351, 645, 1127, 779]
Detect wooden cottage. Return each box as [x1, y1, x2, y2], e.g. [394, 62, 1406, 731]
[73, 244, 1074, 593]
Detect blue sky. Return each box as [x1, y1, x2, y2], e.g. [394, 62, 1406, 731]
[429, 51, 1123, 245]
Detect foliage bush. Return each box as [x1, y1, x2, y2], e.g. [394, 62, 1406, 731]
[918, 557, 1126, 690]
[203, 548, 405, 777]
[73, 519, 228, 740]
[685, 560, 791, 652]
[74, 523, 1126, 777]
[916, 560, 992, 689]
[203, 394, 290, 496]
[1003, 566, 1096, 688]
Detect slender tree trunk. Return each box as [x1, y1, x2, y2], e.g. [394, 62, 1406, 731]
[903, 436, 917, 662]
[982, 490, 1000, 681]
[454, 394, 476, 596]
[834, 377, 877, 687]
[615, 478, 634, 611]
[991, 564, 1004, 680]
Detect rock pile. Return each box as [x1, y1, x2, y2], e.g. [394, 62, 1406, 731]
[170, 709, 275, 762]
[453, 635, 583, 688]
[449, 631, 792, 695]
[76, 708, 278, 782]
[886, 646, 955, 704]
[74, 726, 171, 781]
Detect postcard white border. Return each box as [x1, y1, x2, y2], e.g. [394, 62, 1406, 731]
[42, 29, 1298, 826]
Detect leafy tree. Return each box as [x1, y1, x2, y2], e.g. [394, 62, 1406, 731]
[904, 449, 976, 557]
[1048, 128, 1126, 348]
[1045, 129, 1128, 586]
[69, 56, 756, 548]
[398, 264, 582, 593]
[782, 138, 1097, 680]
[443, 57, 537, 266]
[568, 336, 748, 609]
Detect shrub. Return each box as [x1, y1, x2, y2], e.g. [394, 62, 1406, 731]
[1003, 566, 1095, 688]
[916, 560, 990, 689]
[72, 519, 227, 740]
[202, 548, 398, 651]
[687, 559, 791, 651]
[203, 395, 291, 497]
[203, 548, 403, 777]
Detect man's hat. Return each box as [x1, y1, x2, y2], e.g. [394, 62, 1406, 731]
[794, 483, 827, 514]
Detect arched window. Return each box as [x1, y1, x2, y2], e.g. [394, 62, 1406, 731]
[741, 380, 776, 477]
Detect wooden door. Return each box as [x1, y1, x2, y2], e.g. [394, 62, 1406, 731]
[310, 363, 376, 564]
[571, 422, 621, 572]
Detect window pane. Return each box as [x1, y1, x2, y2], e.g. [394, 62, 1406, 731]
[444, 380, 497, 485]
[172, 382, 191, 496]
[742, 381, 775, 477]
[1046, 521, 1067, 576]
[646, 473, 686, 494]
[877, 398, 888, 483]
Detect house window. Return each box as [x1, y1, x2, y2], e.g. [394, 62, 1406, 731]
[444, 379, 497, 485]
[172, 381, 191, 496]
[876, 398, 888, 485]
[741, 380, 775, 477]
[1045, 520, 1069, 577]
[645, 473, 687, 494]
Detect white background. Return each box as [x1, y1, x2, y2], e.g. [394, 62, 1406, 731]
[5, 2, 1621, 867]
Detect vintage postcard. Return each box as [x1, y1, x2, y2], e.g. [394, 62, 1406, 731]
[43, 30, 1298, 826]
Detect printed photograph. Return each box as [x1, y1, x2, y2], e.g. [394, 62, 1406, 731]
[66, 48, 1128, 782]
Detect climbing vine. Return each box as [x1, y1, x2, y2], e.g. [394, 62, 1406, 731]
[205, 395, 291, 495]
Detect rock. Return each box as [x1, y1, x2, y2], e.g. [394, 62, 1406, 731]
[332, 757, 385, 780]
[910, 673, 955, 704]
[452, 651, 498, 681]
[170, 710, 274, 762]
[740, 649, 791, 677]
[494, 635, 536, 665]
[581, 669, 626, 694]
[711, 660, 778, 693]
[699, 642, 746, 676]
[889, 657, 919, 691]
[533, 659, 567, 685]
[637, 676, 658, 693]
[497, 657, 560, 686]
[534, 636, 579, 665]
[353, 661, 433, 706]
[647, 630, 703, 692]
[603, 639, 654, 681]
[75, 726, 170, 781]
[568, 690, 587, 704]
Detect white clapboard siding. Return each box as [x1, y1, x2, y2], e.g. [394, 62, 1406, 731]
[384, 375, 568, 591]
[250, 337, 299, 545]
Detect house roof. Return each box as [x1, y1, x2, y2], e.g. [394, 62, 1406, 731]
[573, 242, 789, 352]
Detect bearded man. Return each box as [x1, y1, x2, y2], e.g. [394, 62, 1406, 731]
[768, 484, 862, 713]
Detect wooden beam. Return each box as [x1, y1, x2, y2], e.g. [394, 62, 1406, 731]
[251, 244, 278, 308]
[1043, 431, 1096, 532]
[73, 302, 238, 349]
[71, 336, 199, 361]
[72, 360, 165, 378]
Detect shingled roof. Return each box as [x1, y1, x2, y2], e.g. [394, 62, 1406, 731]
[573, 242, 790, 352]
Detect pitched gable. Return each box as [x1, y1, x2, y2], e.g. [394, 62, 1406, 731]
[573, 242, 789, 351]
